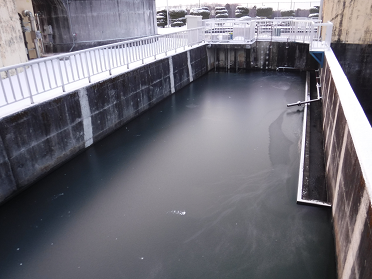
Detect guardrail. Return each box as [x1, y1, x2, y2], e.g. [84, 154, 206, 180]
[0, 27, 205, 109]
[309, 22, 333, 51]
[0, 19, 332, 111]
[204, 19, 256, 42]
[204, 18, 331, 46]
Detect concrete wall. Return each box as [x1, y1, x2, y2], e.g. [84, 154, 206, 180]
[321, 49, 372, 279]
[0, 46, 210, 204]
[331, 43, 372, 124]
[322, 0, 372, 44]
[210, 41, 317, 71]
[31, 0, 157, 53]
[0, 0, 28, 69]
[322, 0, 372, 125]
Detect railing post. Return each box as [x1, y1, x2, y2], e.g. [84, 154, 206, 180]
[0, 72, 9, 104]
[326, 22, 333, 49]
[154, 38, 157, 60]
[57, 59, 66, 92]
[165, 35, 168, 56]
[108, 47, 112, 75]
[84, 52, 91, 83]
[125, 44, 130, 69]
[24, 66, 34, 104]
[141, 40, 145, 64]
[15, 68, 25, 98]
[310, 22, 314, 50]
[6, 71, 16, 101]
[183, 31, 186, 50]
[175, 33, 177, 54]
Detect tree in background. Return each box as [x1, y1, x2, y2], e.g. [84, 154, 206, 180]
[157, 10, 167, 27]
[310, 6, 320, 14]
[225, 4, 232, 17]
[169, 9, 187, 25]
[256, 7, 273, 18]
[190, 8, 211, 19]
[281, 10, 295, 17]
[235, 6, 249, 18]
[169, 9, 187, 20]
[215, 6, 229, 18]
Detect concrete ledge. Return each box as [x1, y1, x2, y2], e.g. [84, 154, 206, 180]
[321, 49, 372, 279]
[0, 45, 210, 205]
[297, 71, 331, 207]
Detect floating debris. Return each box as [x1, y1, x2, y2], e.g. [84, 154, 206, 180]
[52, 193, 64, 200]
[168, 210, 186, 216]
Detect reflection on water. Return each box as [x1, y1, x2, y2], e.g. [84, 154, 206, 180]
[0, 71, 336, 279]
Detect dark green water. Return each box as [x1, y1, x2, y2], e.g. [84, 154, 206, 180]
[0, 71, 336, 279]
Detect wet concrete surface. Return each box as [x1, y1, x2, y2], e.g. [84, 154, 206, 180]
[302, 71, 328, 203]
[0, 71, 336, 279]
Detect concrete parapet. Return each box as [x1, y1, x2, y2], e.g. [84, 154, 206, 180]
[0, 46, 210, 204]
[331, 43, 372, 124]
[321, 49, 372, 279]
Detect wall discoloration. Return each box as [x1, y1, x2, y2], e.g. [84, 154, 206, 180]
[31, 0, 157, 53]
[0, 0, 28, 68]
[331, 43, 372, 124]
[323, 0, 372, 125]
[0, 45, 210, 204]
[323, 0, 372, 44]
[321, 51, 372, 279]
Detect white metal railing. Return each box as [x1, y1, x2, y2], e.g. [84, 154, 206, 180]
[256, 19, 320, 42]
[0, 27, 205, 109]
[310, 21, 333, 51]
[204, 19, 256, 42]
[204, 18, 331, 46]
[0, 19, 332, 111]
[159, 1, 321, 12]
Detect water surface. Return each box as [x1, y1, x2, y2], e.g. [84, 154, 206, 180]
[0, 71, 336, 278]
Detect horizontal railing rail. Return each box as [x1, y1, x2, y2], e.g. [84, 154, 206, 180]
[0, 27, 205, 109]
[0, 19, 332, 112]
[204, 18, 330, 45]
[205, 20, 256, 42]
[309, 21, 333, 51]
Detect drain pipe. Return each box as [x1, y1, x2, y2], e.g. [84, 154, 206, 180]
[22, 10, 41, 58]
[35, 13, 45, 54]
[287, 71, 322, 107]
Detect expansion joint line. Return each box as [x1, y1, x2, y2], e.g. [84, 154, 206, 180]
[168, 57, 175, 94]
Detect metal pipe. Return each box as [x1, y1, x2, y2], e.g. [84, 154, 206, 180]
[287, 98, 321, 107]
[22, 10, 41, 58]
[35, 13, 45, 54]
[287, 73, 323, 107]
[316, 83, 321, 99]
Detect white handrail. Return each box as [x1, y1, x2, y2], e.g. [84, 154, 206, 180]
[204, 18, 328, 45]
[0, 27, 205, 108]
[0, 19, 333, 111]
